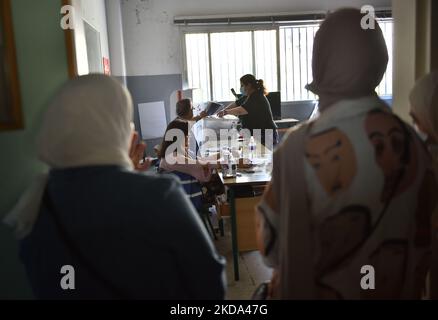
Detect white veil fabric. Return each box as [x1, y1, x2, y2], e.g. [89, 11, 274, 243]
[3, 74, 134, 239]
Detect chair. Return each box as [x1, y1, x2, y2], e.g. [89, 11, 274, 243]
[199, 204, 217, 241]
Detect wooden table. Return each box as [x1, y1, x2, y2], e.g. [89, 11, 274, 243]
[219, 163, 271, 281]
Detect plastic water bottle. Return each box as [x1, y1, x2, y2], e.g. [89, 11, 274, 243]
[230, 154, 237, 177]
[249, 136, 256, 159]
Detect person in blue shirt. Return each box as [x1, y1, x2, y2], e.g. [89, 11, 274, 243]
[4, 74, 226, 300]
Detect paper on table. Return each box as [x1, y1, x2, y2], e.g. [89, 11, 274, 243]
[138, 101, 167, 140]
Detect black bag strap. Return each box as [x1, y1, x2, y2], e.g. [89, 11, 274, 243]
[42, 188, 130, 299]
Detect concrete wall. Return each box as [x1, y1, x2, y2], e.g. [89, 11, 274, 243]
[72, 0, 110, 75]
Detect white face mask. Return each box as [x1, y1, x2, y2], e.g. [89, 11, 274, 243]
[414, 124, 428, 142]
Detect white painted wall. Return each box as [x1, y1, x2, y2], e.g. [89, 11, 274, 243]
[121, 0, 391, 77]
[72, 0, 110, 75]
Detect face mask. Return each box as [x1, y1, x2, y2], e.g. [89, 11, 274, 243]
[414, 124, 428, 142]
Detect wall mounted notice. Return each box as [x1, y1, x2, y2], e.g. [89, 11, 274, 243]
[138, 101, 167, 140]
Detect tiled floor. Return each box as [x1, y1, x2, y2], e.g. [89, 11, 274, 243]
[213, 217, 273, 300]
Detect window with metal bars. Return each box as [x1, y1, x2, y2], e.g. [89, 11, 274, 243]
[184, 19, 393, 103]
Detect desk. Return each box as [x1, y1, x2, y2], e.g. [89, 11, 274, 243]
[219, 168, 271, 281]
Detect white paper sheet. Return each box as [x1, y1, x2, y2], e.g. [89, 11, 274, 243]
[138, 101, 167, 140]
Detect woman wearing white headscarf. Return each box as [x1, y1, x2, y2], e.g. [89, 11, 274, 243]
[410, 72, 438, 299]
[256, 9, 437, 299]
[3, 74, 226, 300]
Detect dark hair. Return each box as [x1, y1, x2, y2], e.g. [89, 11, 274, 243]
[158, 119, 189, 159]
[176, 99, 192, 118]
[240, 74, 268, 95]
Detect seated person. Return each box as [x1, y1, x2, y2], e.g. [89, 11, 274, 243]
[4, 74, 226, 300]
[159, 99, 221, 181]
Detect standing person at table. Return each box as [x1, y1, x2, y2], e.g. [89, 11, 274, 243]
[219, 75, 278, 146]
[256, 8, 437, 300]
[3, 74, 226, 300]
